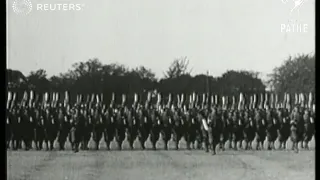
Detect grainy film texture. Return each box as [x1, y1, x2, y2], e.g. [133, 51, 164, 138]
[6, 0, 315, 180]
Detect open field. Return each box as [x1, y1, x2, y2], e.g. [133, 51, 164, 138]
[7, 137, 315, 180]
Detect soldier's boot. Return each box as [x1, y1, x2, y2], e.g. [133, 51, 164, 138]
[140, 140, 145, 150]
[233, 141, 237, 150]
[291, 142, 295, 151]
[260, 142, 264, 150]
[117, 141, 122, 150]
[50, 141, 54, 150]
[295, 143, 299, 153]
[186, 142, 191, 150]
[152, 141, 156, 150]
[164, 142, 168, 150]
[300, 141, 304, 149]
[239, 141, 243, 149]
[204, 142, 209, 153]
[129, 141, 134, 150]
[95, 141, 99, 150]
[218, 141, 223, 151]
[305, 142, 309, 150]
[18, 141, 22, 149]
[38, 141, 43, 150]
[74, 143, 79, 153]
[267, 142, 272, 150]
[59, 141, 65, 150]
[211, 147, 216, 155]
[105, 141, 111, 150]
[84, 141, 89, 150]
[175, 141, 179, 150]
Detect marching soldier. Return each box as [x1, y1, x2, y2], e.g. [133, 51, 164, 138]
[57, 107, 70, 150]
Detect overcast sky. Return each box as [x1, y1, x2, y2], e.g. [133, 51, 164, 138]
[7, 0, 315, 80]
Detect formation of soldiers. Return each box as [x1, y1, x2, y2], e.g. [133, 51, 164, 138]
[6, 90, 315, 154]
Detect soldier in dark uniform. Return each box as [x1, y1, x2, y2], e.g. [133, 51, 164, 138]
[115, 106, 126, 150]
[104, 104, 116, 150]
[226, 110, 234, 149]
[265, 106, 278, 150]
[277, 107, 290, 150]
[160, 106, 172, 150]
[255, 108, 266, 150]
[209, 106, 223, 154]
[126, 106, 138, 150]
[182, 105, 195, 150]
[92, 106, 104, 150]
[172, 105, 184, 150]
[22, 108, 33, 150]
[6, 109, 12, 149]
[302, 109, 313, 150]
[44, 107, 58, 151]
[243, 108, 255, 150]
[290, 106, 304, 152]
[137, 104, 149, 150]
[149, 105, 161, 150]
[231, 110, 243, 150]
[82, 108, 91, 150]
[36, 111, 46, 150]
[57, 107, 70, 150]
[12, 107, 22, 150]
[70, 108, 84, 153]
[200, 108, 211, 153]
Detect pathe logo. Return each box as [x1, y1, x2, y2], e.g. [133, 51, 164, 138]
[12, 0, 33, 15]
[281, 0, 307, 16]
[280, 0, 309, 33]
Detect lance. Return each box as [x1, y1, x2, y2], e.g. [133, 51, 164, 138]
[96, 94, 100, 107]
[7, 91, 12, 109]
[249, 95, 253, 110]
[238, 93, 243, 110]
[201, 93, 206, 108]
[99, 93, 103, 105]
[282, 93, 287, 109]
[264, 93, 269, 109]
[55, 92, 59, 107]
[166, 93, 172, 108]
[225, 96, 229, 110]
[50, 92, 55, 107]
[180, 94, 184, 108]
[188, 94, 193, 109]
[29, 90, 34, 108]
[294, 93, 299, 106]
[44, 92, 49, 108]
[231, 96, 236, 110]
[258, 94, 263, 109]
[122, 94, 126, 106]
[64, 91, 69, 108]
[253, 94, 257, 109]
[270, 93, 274, 109]
[133, 93, 138, 107]
[11, 92, 17, 109]
[177, 94, 181, 108]
[300, 93, 305, 108]
[214, 95, 218, 107]
[286, 93, 291, 110]
[157, 93, 161, 107]
[222, 96, 226, 110]
[275, 94, 279, 109]
[308, 92, 313, 109]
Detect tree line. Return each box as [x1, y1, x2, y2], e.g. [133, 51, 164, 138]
[6, 54, 314, 104]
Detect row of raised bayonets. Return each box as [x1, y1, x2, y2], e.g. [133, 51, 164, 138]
[6, 91, 315, 110]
